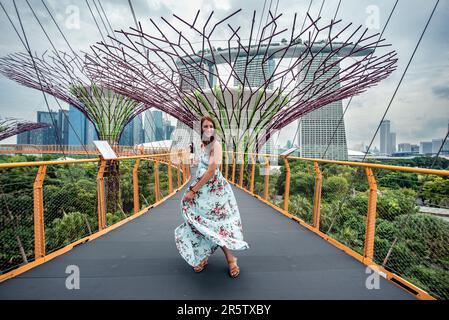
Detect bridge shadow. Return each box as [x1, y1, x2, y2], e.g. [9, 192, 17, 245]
[0, 167, 414, 299]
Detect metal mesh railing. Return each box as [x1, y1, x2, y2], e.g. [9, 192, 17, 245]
[372, 170, 449, 300]
[43, 162, 98, 254]
[0, 150, 190, 277]
[0, 163, 38, 273]
[224, 151, 449, 300]
[286, 161, 316, 226]
[318, 164, 369, 256]
[137, 159, 156, 210]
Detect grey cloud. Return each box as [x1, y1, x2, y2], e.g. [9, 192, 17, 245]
[432, 85, 449, 100]
[1, 0, 449, 148]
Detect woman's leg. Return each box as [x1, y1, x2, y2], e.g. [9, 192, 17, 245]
[220, 245, 234, 260]
[221, 245, 240, 277]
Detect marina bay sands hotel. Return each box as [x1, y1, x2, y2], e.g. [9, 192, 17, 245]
[175, 41, 374, 160]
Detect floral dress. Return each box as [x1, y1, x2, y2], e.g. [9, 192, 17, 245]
[174, 144, 250, 267]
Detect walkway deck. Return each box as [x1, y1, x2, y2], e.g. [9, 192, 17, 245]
[0, 168, 414, 299]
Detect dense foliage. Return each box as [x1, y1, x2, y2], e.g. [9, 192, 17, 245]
[0, 155, 173, 275]
[234, 156, 449, 299]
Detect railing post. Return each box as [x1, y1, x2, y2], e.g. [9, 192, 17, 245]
[33, 165, 47, 259]
[154, 159, 160, 202]
[96, 159, 107, 231]
[225, 151, 229, 180]
[312, 161, 322, 230]
[133, 159, 141, 214]
[250, 153, 255, 193]
[181, 152, 187, 183]
[283, 156, 291, 212]
[231, 152, 236, 184]
[364, 167, 378, 262]
[168, 158, 173, 194]
[239, 153, 244, 187]
[187, 153, 191, 179]
[177, 151, 181, 188]
[264, 156, 270, 201]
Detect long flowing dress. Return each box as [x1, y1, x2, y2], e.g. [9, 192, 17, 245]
[174, 143, 250, 267]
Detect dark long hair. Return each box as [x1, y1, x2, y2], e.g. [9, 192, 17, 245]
[200, 116, 216, 147]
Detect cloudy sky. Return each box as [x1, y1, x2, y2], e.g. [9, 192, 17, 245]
[0, 0, 448, 149]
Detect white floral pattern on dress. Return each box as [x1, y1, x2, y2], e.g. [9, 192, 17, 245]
[174, 145, 250, 267]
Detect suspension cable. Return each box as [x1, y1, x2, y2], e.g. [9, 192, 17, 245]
[8, 0, 76, 180]
[363, 0, 440, 162]
[24, 0, 92, 156]
[321, 0, 398, 159]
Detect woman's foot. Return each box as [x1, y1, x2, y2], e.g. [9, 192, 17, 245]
[227, 256, 240, 278]
[193, 256, 208, 273]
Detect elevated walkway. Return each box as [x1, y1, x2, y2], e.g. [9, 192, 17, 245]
[0, 168, 414, 299]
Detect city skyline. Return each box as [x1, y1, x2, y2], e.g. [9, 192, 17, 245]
[17, 107, 176, 147]
[11, 105, 449, 157]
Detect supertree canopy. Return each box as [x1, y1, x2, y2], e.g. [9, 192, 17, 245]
[85, 9, 398, 154]
[0, 52, 145, 213]
[0, 117, 49, 142]
[0, 51, 145, 145]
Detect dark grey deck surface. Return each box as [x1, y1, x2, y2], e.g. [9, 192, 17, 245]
[0, 167, 414, 300]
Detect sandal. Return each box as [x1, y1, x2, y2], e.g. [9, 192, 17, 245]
[193, 256, 209, 273]
[227, 256, 240, 278]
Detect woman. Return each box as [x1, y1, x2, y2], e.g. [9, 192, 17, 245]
[174, 116, 250, 278]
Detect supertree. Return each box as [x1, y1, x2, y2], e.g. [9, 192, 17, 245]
[0, 50, 149, 213]
[85, 9, 398, 157]
[0, 51, 151, 145]
[0, 117, 49, 141]
[0, 1, 187, 214]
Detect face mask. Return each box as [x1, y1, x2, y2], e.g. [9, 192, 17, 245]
[203, 128, 214, 139]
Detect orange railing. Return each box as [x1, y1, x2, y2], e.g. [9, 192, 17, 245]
[2, 146, 449, 300]
[0, 149, 190, 281]
[222, 151, 449, 300]
[0, 144, 170, 156]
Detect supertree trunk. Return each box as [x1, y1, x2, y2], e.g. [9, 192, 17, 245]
[105, 159, 121, 214]
[104, 141, 122, 215]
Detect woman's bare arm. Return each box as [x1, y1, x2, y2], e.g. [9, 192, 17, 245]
[191, 141, 222, 193]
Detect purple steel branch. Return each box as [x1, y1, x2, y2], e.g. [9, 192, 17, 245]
[84, 9, 397, 152]
[0, 117, 50, 141]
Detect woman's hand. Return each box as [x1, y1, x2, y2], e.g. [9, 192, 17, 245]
[182, 190, 195, 202]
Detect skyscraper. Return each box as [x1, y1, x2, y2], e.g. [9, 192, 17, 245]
[132, 114, 143, 145]
[379, 120, 396, 155]
[380, 120, 390, 155]
[432, 139, 443, 154]
[233, 55, 275, 89]
[153, 110, 164, 141]
[119, 114, 144, 146]
[419, 141, 433, 155]
[389, 132, 396, 154]
[16, 130, 30, 144]
[297, 54, 348, 160]
[143, 110, 156, 142]
[68, 105, 97, 146]
[178, 61, 215, 90]
[232, 55, 276, 153]
[25, 110, 69, 145]
[164, 118, 175, 140]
